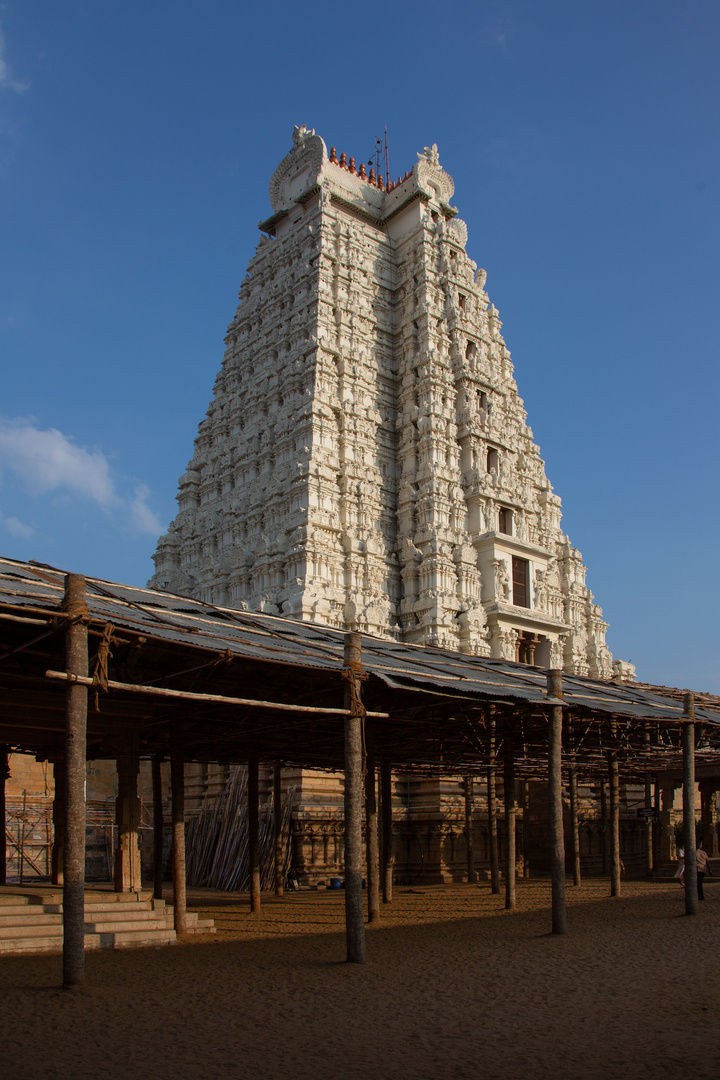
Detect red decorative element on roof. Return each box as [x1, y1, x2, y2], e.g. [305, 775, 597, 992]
[328, 144, 412, 193]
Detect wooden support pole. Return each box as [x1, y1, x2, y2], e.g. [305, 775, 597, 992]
[568, 767, 581, 887]
[152, 755, 164, 901]
[0, 746, 8, 886]
[464, 776, 476, 883]
[503, 736, 516, 910]
[170, 725, 187, 933]
[51, 758, 65, 886]
[608, 731, 621, 897]
[248, 756, 261, 913]
[547, 670, 567, 933]
[274, 765, 284, 897]
[643, 726, 653, 877]
[343, 632, 366, 963]
[652, 778, 660, 872]
[62, 573, 88, 989]
[114, 733, 141, 893]
[380, 759, 393, 904]
[364, 732, 380, 923]
[488, 719, 500, 895]
[682, 694, 697, 916]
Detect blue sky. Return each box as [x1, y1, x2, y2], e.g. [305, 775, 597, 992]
[0, 0, 718, 691]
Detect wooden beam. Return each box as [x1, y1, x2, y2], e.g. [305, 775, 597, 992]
[488, 719, 500, 895]
[364, 730, 380, 923]
[682, 695, 697, 916]
[343, 632, 365, 964]
[152, 754, 164, 901]
[380, 759, 393, 904]
[464, 776, 476, 884]
[62, 573, 88, 989]
[248, 756, 261, 913]
[547, 670, 567, 934]
[504, 737, 516, 910]
[170, 724, 187, 933]
[44, 670, 389, 717]
[273, 765, 284, 897]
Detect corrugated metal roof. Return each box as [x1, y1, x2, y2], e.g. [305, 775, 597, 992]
[0, 556, 716, 724]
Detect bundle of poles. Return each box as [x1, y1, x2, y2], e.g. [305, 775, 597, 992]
[185, 765, 294, 892]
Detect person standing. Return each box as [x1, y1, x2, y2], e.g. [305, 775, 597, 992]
[696, 842, 712, 900]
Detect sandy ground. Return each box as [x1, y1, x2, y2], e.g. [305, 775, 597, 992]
[1, 878, 718, 1080]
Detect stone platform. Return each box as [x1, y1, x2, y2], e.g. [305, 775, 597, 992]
[0, 884, 215, 955]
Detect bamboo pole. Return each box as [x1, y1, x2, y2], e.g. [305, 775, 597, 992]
[343, 632, 365, 963]
[44, 670, 388, 717]
[547, 670, 567, 934]
[568, 767, 581, 886]
[504, 736, 516, 910]
[682, 694, 697, 916]
[62, 573, 88, 989]
[273, 765, 284, 897]
[152, 755, 164, 901]
[488, 720, 500, 895]
[464, 776, 476, 883]
[608, 727, 621, 897]
[380, 759, 393, 904]
[170, 724, 187, 933]
[364, 731, 380, 923]
[248, 756, 261, 913]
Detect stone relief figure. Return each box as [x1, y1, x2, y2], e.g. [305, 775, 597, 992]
[418, 143, 441, 168]
[534, 569, 548, 612]
[492, 559, 510, 602]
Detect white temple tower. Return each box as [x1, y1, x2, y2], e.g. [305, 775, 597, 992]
[151, 126, 616, 679]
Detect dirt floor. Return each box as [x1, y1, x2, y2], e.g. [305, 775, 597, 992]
[1, 878, 718, 1080]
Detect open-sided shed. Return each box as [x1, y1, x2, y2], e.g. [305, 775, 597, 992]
[1, 556, 718, 983]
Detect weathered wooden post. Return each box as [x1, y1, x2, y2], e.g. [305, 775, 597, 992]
[568, 767, 581, 886]
[51, 757, 66, 886]
[273, 764, 284, 897]
[170, 724, 187, 933]
[248, 756, 261, 913]
[464, 776, 476, 883]
[364, 731, 380, 923]
[62, 573, 89, 989]
[503, 734, 516, 910]
[0, 746, 9, 886]
[547, 670, 567, 933]
[152, 754, 164, 901]
[608, 723, 621, 897]
[652, 778, 660, 871]
[644, 733, 654, 879]
[682, 694, 697, 916]
[488, 719, 500, 895]
[380, 759, 393, 904]
[343, 632, 366, 963]
[114, 732, 142, 893]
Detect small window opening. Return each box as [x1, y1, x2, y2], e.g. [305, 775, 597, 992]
[512, 557, 529, 608]
[498, 507, 512, 535]
[458, 293, 466, 310]
[486, 447, 499, 473]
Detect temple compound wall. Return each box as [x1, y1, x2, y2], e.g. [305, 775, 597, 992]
[146, 126, 647, 884]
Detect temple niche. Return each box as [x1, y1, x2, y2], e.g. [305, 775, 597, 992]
[150, 127, 635, 883]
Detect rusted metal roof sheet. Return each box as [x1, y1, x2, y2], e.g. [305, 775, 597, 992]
[0, 556, 716, 724]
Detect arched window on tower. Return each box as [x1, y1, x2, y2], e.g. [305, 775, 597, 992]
[498, 507, 512, 535]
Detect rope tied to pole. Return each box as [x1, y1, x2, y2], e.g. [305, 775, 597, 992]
[90, 622, 118, 709]
[341, 665, 368, 718]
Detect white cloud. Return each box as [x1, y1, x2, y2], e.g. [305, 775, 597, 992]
[0, 418, 165, 538]
[0, 419, 119, 507]
[0, 511, 34, 539]
[0, 27, 29, 94]
[129, 484, 163, 536]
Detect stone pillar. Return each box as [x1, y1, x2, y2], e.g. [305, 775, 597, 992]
[700, 780, 719, 857]
[659, 781, 679, 863]
[152, 755, 164, 900]
[115, 735, 142, 893]
[51, 757, 66, 885]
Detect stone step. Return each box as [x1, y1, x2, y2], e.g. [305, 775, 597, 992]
[84, 918, 171, 935]
[0, 934, 64, 954]
[0, 894, 34, 907]
[85, 929, 177, 949]
[0, 912, 63, 927]
[0, 921, 63, 940]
